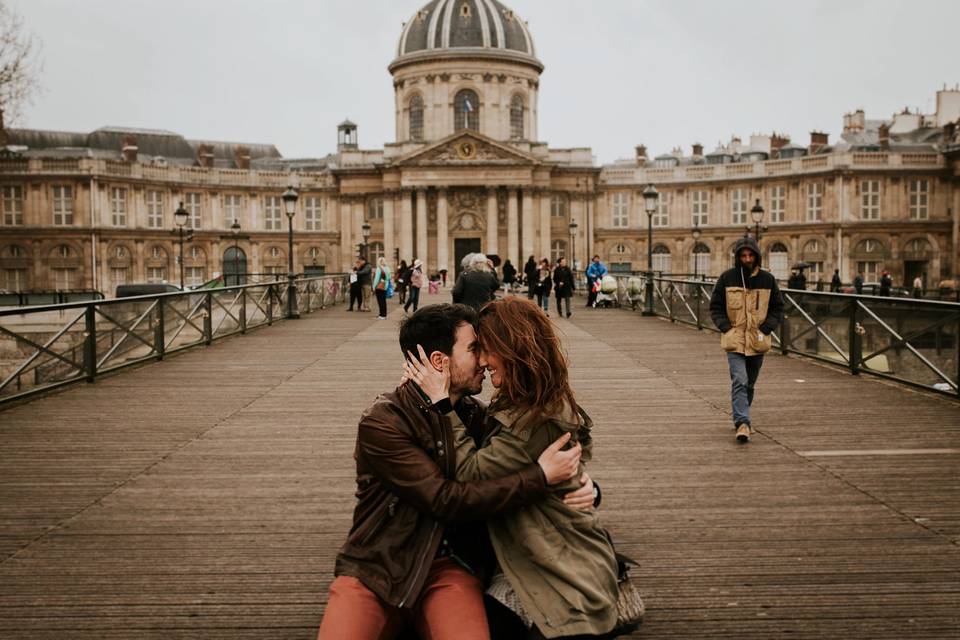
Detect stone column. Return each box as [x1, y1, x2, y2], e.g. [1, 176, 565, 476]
[383, 193, 396, 267]
[400, 190, 414, 262]
[416, 189, 429, 269]
[521, 189, 535, 261]
[339, 197, 353, 271]
[507, 188, 519, 267]
[436, 188, 449, 273]
[210, 192, 222, 230]
[539, 190, 552, 260]
[486, 188, 499, 257]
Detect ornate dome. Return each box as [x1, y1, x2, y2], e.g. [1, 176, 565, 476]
[393, 0, 540, 69]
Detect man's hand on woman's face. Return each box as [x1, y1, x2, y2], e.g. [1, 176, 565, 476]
[537, 433, 581, 485]
[404, 344, 450, 405]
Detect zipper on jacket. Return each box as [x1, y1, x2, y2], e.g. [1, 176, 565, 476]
[398, 521, 438, 608]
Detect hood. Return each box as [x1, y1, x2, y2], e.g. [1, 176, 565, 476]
[732, 236, 762, 269]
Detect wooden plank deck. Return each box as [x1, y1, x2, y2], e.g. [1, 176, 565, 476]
[0, 294, 958, 639]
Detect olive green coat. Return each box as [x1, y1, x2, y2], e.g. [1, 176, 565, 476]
[447, 403, 619, 638]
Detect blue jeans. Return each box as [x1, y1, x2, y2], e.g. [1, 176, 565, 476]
[404, 286, 420, 312]
[540, 291, 550, 313]
[726, 352, 764, 427]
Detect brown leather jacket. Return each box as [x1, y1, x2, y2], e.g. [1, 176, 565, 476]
[333, 382, 549, 608]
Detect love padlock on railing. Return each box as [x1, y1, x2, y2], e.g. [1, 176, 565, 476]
[855, 322, 866, 336]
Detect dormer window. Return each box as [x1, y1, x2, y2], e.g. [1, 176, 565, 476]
[460, 3, 471, 18]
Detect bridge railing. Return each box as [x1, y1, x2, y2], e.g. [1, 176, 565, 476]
[606, 274, 960, 399]
[0, 275, 348, 407]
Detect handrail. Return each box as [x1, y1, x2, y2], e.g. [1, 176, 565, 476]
[604, 274, 960, 399]
[0, 274, 348, 408]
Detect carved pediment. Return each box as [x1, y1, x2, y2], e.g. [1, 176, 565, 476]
[395, 132, 537, 167]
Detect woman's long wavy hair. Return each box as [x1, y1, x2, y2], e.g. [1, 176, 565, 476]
[478, 297, 578, 424]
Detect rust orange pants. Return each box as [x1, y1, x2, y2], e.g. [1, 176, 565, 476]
[317, 558, 490, 640]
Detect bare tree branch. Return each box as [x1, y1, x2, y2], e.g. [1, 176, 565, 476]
[0, 0, 43, 127]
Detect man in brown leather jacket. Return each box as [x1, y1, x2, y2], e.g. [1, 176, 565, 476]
[317, 304, 587, 640]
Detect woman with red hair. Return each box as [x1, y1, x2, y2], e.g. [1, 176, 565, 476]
[408, 297, 622, 639]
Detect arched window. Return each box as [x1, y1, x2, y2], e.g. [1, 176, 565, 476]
[369, 242, 385, 266]
[409, 95, 424, 142]
[853, 239, 884, 283]
[691, 242, 711, 277]
[768, 242, 789, 281]
[454, 89, 480, 132]
[551, 240, 567, 263]
[652, 244, 671, 273]
[510, 94, 525, 139]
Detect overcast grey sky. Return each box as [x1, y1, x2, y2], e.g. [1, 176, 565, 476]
[10, 0, 959, 164]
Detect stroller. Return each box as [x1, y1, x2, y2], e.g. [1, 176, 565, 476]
[592, 275, 618, 308]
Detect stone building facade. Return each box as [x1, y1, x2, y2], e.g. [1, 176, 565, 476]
[0, 0, 958, 296]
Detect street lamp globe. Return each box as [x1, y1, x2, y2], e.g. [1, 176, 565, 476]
[362, 222, 372, 241]
[282, 186, 299, 218]
[750, 199, 765, 224]
[642, 184, 659, 216]
[692, 225, 702, 242]
[174, 202, 188, 228]
[230, 219, 241, 235]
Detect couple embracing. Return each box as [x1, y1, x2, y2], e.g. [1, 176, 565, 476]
[318, 298, 638, 639]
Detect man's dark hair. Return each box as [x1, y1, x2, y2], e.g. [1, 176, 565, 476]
[399, 303, 478, 358]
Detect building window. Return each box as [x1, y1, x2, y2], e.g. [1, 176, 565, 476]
[2, 185, 23, 225]
[4, 268, 26, 291]
[57, 244, 71, 258]
[768, 242, 789, 281]
[264, 265, 284, 277]
[111, 187, 127, 226]
[147, 266, 166, 283]
[731, 188, 748, 225]
[52, 185, 74, 226]
[409, 95, 424, 142]
[304, 196, 321, 231]
[151, 245, 164, 259]
[264, 195, 282, 231]
[653, 192, 670, 228]
[550, 194, 568, 218]
[551, 240, 567, 263]
[806, 183, 823, 222]
[185, 192, 202, 229]
[611, 192, 629, 228]
[692, 190, 709, 226]
[454, 89, 480, 132]
[111, 267, 130, 286]
[368, 242, 385, 265]
[769, 185, 785, 223]
[189, 246, 204, 261]
[691, 242, 711, 276]
[308, 247, 322, 260]
[857, 261, 879, 282]
[652, 245, 671, 273]
[908, 179, 929, 220]
[53, 268, 75, 291]
[860, 180, 880, 220]
[269, 246, 282, 259]
[223, 194, 243, 228]
[510, 94, 525, 140]
[807, 261, 823, 284]
[185, 266, 206, 287]
[147, 191, 164, 228]
[368, 197, 384, 220]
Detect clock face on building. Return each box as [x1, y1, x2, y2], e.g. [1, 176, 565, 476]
[456, 141, 477, 160]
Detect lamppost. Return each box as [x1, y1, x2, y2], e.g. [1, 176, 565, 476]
[641, 184, 659, 316]
[174, 202, 188, 290]
[750, 198, 765, 243]
[568, 218, 578, 269]
[230, 218, 241, 286]
[362, 221, 371, 260]
[692, 223, 702, 280]
[282, 186, 299, 319]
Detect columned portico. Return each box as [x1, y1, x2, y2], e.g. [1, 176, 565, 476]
[416, 188, 428, 268]
[486, 188, 499, 257]
[539, 190, 552, 260]
[521, 189, 534, 262]
[400, 190, 413, 263]
[507, 188, 519, 267]
[436, 188, 449, 273]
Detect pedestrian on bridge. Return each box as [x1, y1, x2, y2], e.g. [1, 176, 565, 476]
[373, 257, 392, 320]
[357, 257, 373, 312]
[709, 236, 784, 443]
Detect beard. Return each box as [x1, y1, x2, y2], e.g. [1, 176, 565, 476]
[451, 366, 484, 397]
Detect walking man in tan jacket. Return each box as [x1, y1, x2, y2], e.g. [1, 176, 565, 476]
[709, 236, 784, 442]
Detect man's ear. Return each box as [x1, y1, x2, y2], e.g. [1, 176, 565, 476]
[429, 351, 444, 371]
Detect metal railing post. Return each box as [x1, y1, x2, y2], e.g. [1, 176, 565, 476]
[695, 284, 702, 330]
[267, 284, 274, 326]
[240, 288, 247, 334]
[155, 300, 166, 361]
[849, 300, 861, 376]
[204, 293, 213, 346]
[780, 311, 789, 355]
[83, 305, 96, 383]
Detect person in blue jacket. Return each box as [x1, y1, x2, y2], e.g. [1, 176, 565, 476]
[585, 255, 607, 308]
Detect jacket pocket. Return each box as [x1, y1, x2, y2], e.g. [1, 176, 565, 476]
[749, 330, 772, 354]
[720, 328, 740, 352]
[351, 494, 398, 547]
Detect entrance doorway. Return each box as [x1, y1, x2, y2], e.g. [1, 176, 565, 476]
[454, 238, 482, 280]
[222, 247, 247, 286]
[904, 260, 928, 290]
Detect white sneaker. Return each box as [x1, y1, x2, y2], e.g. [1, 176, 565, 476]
[735, 423, 751, 443]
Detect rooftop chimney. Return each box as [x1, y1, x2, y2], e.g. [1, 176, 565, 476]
[770, 133, 790, 158]
[878, 123, 890, 151]
[692, 142, 703, 157]
[197, 143, 215, 168]
[121, 134, 138, 163]
[809, 131, 829, 155]
[635, 144, 647, 167]
[233, 145, 251, 170]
